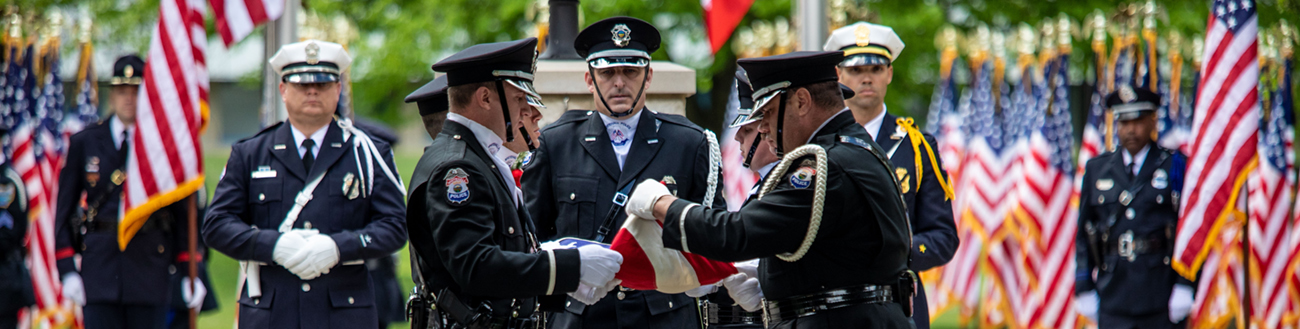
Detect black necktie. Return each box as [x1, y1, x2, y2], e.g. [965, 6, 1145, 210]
[118, 131, 130, 159]
[1126, 162, 1135, 179]
[301, 139, 316, 172]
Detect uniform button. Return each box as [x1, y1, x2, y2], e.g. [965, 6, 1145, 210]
[512, 310, 519, 318]
[1098, 195, 1104, 203]
[453, 135, 462, 140]
[254, 299, 260, 305]
[302, 283, 311, 292]
[566, 301, 571, 307]
[1164, 257, 1171, 265]
[1156, 195, 1163, 204]
[508, 227, 515, 234]
[169, 265, 176, 274]
[158, 245, 166, 253]
[348, 297, 355, 304]
[491, 165, 497, 169]
[259, 193, 265, 201]
[570, 193, 576, 200]
[668, 301, 674, 308]
[617, 292, 625, 300]
[304, 221, 312, 229]
[1125, 208, 1135, 219]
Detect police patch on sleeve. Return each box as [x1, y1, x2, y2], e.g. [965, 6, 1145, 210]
[0, 183, 14, 209]
[789, 166, 816, 189]
[445, 168, 471, 205]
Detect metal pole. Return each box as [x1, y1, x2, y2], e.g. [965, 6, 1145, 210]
[1241, 217, 1251, 329]
[797, 0, 826, 51]
[186, 194, 198, 329]
[260, 0, 300, 127]
[539, 0, 580, 60]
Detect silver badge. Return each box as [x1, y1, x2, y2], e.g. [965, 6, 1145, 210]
[1152, 169, 1168, 189]
[1119, 85, 1136, 103]
[1096, 179, 1114, 191]
[611, 24, 631, 48]
[1119, 190, 1132, 206]
[343, 173, 356, 199]
[306, 42, 321, 65]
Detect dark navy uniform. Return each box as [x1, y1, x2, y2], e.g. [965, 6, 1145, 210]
[203, 119, 408, 328]
[55, 116, 195, 329]
[1075, 87, 1191, 329]
[0, 163, 32, 328]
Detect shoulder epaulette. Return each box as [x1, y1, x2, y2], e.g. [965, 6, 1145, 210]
[838, 135, 875, 152]
[239, 121, 284, 143]
[541, 110, 596, 132]
[651, 112, 704, 132]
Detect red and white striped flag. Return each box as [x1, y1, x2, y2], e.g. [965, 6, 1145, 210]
[118, 0, 209, 249]
[211, 0, 285, 47]
[1173, 0, 1261, 281]
[1245, 70, 1293, 327]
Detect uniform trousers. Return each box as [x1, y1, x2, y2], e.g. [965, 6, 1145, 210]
[85, 303, 167, 329]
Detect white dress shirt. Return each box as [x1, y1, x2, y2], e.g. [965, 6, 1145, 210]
[448, 113, 521, 206]
[290, 123, 328, 160]
[1122, 144, 1151, 176]
[861, 104, 888, 140]
[598, 110, 643, 169]
[111, 116, 134, 150]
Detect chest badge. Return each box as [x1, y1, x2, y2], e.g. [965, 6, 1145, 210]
[342, 173, 360, 200]
[86, 156, 100, 173]
[789, 167, 816, 189]
[111, 170, 126, 186]
[895, 168, 910, 194]
[661, 176, 678, 196]
[0, 184, 14, 209]
[445, 168, 471, 205]
[1096, 178, 1114, 191]
[1152, 169, 1168, 189]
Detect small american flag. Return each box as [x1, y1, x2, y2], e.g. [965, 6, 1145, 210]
[1246, 74, 1293, 328]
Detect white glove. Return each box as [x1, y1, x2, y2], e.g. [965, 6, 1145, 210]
[1168, 284, 1194, 322]
[723, 273, 763, 312]
[733, 259, 759, 279]
[286, 234, 340, 280]
[570, 279, 621, 305]
[272, 230, 311, 270]
[626, 179, 672, 220]
[61, 273, 86, 306]
[181, 276, 207, 311]
[577, 245, 622, 288]
[685, 283, 718, 298]
[1074, 290, 1099, 322]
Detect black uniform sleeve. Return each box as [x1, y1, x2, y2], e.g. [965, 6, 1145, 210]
[909, 135, 959, 271]
[329, 142, 408, 261]
[429, 162, 580, 298]
[54, 136, 86, 276]
[1075, 169, 1097, 294]
[201, 145, 280, 264]
[521, 140, 557, 241]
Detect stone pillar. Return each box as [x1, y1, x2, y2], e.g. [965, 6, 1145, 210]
[533, 60, 695, 127]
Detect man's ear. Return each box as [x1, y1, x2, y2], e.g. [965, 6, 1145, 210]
[476, 85, 494, 111]
[794, 87, 814, 116]
[585, 71, 596, 94]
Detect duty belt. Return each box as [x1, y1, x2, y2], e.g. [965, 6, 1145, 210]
[702, 301, 763, 325]
[762, 283, 895, 324]
[1107, 230, 1167, 262]
[436, 288, 542, 329]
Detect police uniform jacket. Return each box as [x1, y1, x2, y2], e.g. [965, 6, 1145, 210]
[1075, 143, 1191, 319]
[54, 117, 194, 305]
[662, 110, 912, 328]
[407, 120, 581, 319]
[202, 120, 408, 328]
[0, 165, 33, 315]
[875, 113, 959, 329]
[522, 109, 724, 327]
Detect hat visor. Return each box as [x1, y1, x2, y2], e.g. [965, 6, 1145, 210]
[1111, 103, 1156, 121]
[504, 79, 546, 108]
[110, 77, 143, 86]
[1113, 111, 1153, 121]
[752, 89, 786, 116]
[284, 72, 340, 84]
[588, 56, 650, 69]
[729, 111, 761, 128]
[839, 54, 891, 67]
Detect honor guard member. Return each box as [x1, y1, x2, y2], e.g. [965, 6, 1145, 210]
[1074, 86, 1193, 329]
[54, 55, 205, 329]
[522, 16, 724, 329]
[406, 37, 624, 329]
[203, 40, 408, 329]
[407, 75, 452, 140]
[0, 144, 33, 328]
[628, 51, 914, 329]
[824, 22, 959, 329]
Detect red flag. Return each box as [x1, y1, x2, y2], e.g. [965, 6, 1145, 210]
[118, 0, 209, 249]
[701, 0, 752, 54]
[211, 0, 285, 46]
[610, 216, 736, 293]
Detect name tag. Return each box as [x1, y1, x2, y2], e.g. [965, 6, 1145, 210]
[252, 170, 277, 179]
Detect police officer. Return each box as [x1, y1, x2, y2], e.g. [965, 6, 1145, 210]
[0, 148, 32, 328]
[405, 37, 623, 329]
[165, 188, 219, 329]
[628, 51, 913, 329]
[1074, 86, 1194, 329]
[522, 16, 723, 329]
[407, 75, 452, 140]
[824, 22, 958, 329]
[55, 55, 205, 329]
[203, 40, 408, 329]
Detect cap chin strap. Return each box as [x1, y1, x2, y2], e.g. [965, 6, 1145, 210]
[494, 80, 515, 142]
[589, 66, 649, 118]
[742, 133, 761, 168]
[773, 92, 789, 157]
[520, 126, 536, 151]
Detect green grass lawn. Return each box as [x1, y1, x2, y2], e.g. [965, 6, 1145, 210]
[195, 150, 967, 328]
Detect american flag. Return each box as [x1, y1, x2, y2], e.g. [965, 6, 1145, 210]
[922, 48, 960, 318]
[1173, 0, 1261, 281]
[1246, 69, 1293, 328]
[1017, 52, 1078, 329]
[211, 0, 285, 46]
[1158, 48, 1196, 154]
[1078, 42, 1108, 177]
[981, 57, 1038, 328]
[188, 0, 210, 113]
[62, 39, 99, 138]
[26, 42, 74, 328]
[937, 58, 990, 323]
[119, 0, 209, 249]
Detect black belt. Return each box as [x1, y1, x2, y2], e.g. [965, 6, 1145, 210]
[763, 283, 895, 324]
[1106, 230, 1167, 262]
[703, 301, 763, 325]
[83, 220, 119, 233]
[436, 288, 540, 329]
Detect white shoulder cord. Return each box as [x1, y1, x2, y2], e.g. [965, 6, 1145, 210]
[756, 144, 829, 262]
[338, 118, 407, 197]
[703, 129, 721, 209]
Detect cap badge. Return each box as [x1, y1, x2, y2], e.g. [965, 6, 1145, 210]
[1119, 85, 1136, 103]
[124, 65, 134, 78]
[306, 42, 321, 65]
[611, 24, 632, 48]
[854, 24, 872, 47]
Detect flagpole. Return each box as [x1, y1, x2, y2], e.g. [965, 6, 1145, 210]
[187, 194, 198, 329]
[260, 0, 300, 126]
[1241, 188, 1251, 329]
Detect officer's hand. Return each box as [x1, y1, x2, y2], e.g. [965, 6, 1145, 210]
[287, 234, 340, 280]
[273, 231, 310, 270]
[61, 273, 86, 306]
[577, 245, 622, 289]
[685, 283, 718, 298]
[723, 273, 763, 312]
[569, 279, 620, 305]
[626, 179, 672, 220]
[1074, 290, 1099, 322]
[181, 276, 207, 311]
[733, 259, 759, 279]
[1168, 284, 1194, 322]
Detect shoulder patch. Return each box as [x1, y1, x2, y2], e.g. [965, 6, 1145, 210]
[444, 168, 471, 205]
[239, 121, 284, 143]
[650, 112, 704, 132]
[788, 166, 816, 189]
[0, 183, 14, 209]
